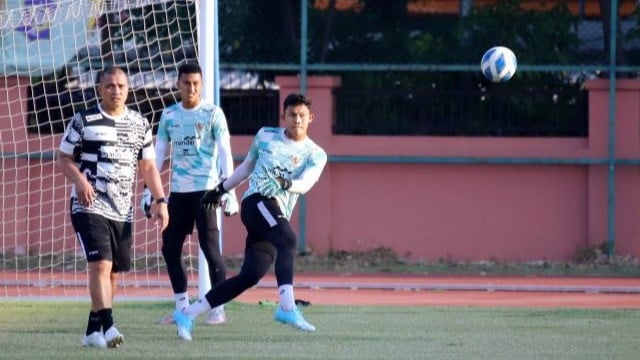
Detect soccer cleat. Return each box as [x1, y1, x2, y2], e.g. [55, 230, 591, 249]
[172, 309, 193, 341]
[104, 326, 124, 348]
[205, 307, 226, 325]
[81, 331, 107, 348]
[274, 306, 316, 332]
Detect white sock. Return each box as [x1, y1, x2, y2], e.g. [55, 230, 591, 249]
[174, 292, 189, 310]
[211, 304, 224, 313]
[278, 284, 295, 311]
[184, 298, 211, 318]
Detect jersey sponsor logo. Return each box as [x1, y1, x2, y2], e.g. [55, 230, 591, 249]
[271, 166, 292, 179]
[85, 114, 103, 122]
[174, 136, 197, 147]
[100, 145, 130, 160]
[84, 126, 117, 142]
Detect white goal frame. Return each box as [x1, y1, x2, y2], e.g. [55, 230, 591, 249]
[0, 0, 220, 299]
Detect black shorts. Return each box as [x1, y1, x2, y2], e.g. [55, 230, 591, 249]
[240, 193, 295, 258]
[71, 212, 132, 272]
[163, 191, 219, 240]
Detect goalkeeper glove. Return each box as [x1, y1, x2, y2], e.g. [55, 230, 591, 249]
[140, 186, 153, 218]
[201, 181, 227, 210]
[276, 176, 292, 190]
[221, 192, 239, 216]
[259, 175, 291, 198]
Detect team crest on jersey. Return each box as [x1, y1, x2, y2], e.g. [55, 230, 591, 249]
[291, 155, 301, 166]
[196, 123, 205, 132]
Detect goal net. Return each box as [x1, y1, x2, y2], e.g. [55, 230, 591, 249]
[0, 0, 202, 298]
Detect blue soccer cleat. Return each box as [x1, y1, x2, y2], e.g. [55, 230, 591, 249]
[172, 309, 193, 341]
[274, 306, 316, 332]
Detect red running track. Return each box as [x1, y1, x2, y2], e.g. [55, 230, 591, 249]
[2, 272, 640, 309]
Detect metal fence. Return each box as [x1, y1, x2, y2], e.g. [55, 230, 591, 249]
[216, 1, 638, 138]
[23, 0, 639, 253]
[28, 1, 636, 138]
[215, 0, 639, 253]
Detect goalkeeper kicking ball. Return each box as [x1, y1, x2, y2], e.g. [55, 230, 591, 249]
[480, 46, 517, 82]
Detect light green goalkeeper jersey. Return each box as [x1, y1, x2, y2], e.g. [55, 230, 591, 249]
[244, 127, 327, 220]
[156, 102, 229, 192]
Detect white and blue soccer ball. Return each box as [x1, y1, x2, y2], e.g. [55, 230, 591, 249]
[480, 46, 517, 82]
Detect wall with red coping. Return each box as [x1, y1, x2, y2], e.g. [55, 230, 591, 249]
[2, 75, 640, 262]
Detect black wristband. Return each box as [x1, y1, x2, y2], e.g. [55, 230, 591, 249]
[155, 197, 169, 204]
[217, 181, 227, 193]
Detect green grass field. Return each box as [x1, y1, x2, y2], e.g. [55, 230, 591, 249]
[0, 300, 639, 360]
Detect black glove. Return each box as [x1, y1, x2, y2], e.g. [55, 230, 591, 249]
[276, 177, 292, 190]
[201, 181, 227, 210]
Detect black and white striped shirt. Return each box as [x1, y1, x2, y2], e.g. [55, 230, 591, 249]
[59, 104, 155, 222]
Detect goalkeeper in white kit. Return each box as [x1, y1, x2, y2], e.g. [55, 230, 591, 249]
[141, 63, 238, 325]
[171, 93, 327, 340]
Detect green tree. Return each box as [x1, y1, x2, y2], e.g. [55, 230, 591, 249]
[219, 0, 301, 63]
[458, 0, 579, 64]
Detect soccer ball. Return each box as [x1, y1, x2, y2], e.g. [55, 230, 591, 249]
[480, 46, 517, 82]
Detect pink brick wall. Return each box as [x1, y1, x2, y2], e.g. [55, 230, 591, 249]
[215, 76, 640, 261]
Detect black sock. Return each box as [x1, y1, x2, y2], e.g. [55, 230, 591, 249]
[97, 308, 114, 333]
[85, 311, 101, 336]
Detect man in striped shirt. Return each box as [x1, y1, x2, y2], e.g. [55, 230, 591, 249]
[57, 66, 169, 349]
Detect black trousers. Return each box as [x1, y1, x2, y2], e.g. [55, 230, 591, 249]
[205, 193, 297, 308]
[161, 191, 224, 294]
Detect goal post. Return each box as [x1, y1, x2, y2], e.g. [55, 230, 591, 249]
[196, 0, 218, 298]
[0, 0, 218, 299]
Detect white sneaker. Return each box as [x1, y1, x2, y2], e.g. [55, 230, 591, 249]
[104, 326, 124, 348]
[205, 307, 226, 325]
[81, 331, 107, 348]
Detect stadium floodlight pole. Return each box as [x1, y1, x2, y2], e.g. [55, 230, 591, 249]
[196, 0, 219, 297]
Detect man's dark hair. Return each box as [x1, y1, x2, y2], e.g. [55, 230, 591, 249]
[98, 66, 126, 84]
[283, 93, 312, 111]
[178, 63, 202, 79]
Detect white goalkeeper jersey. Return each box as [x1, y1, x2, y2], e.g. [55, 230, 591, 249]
[59, 104, 155, 222]
[156, 102, 229, 192]
[244, 127, 327, 220]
